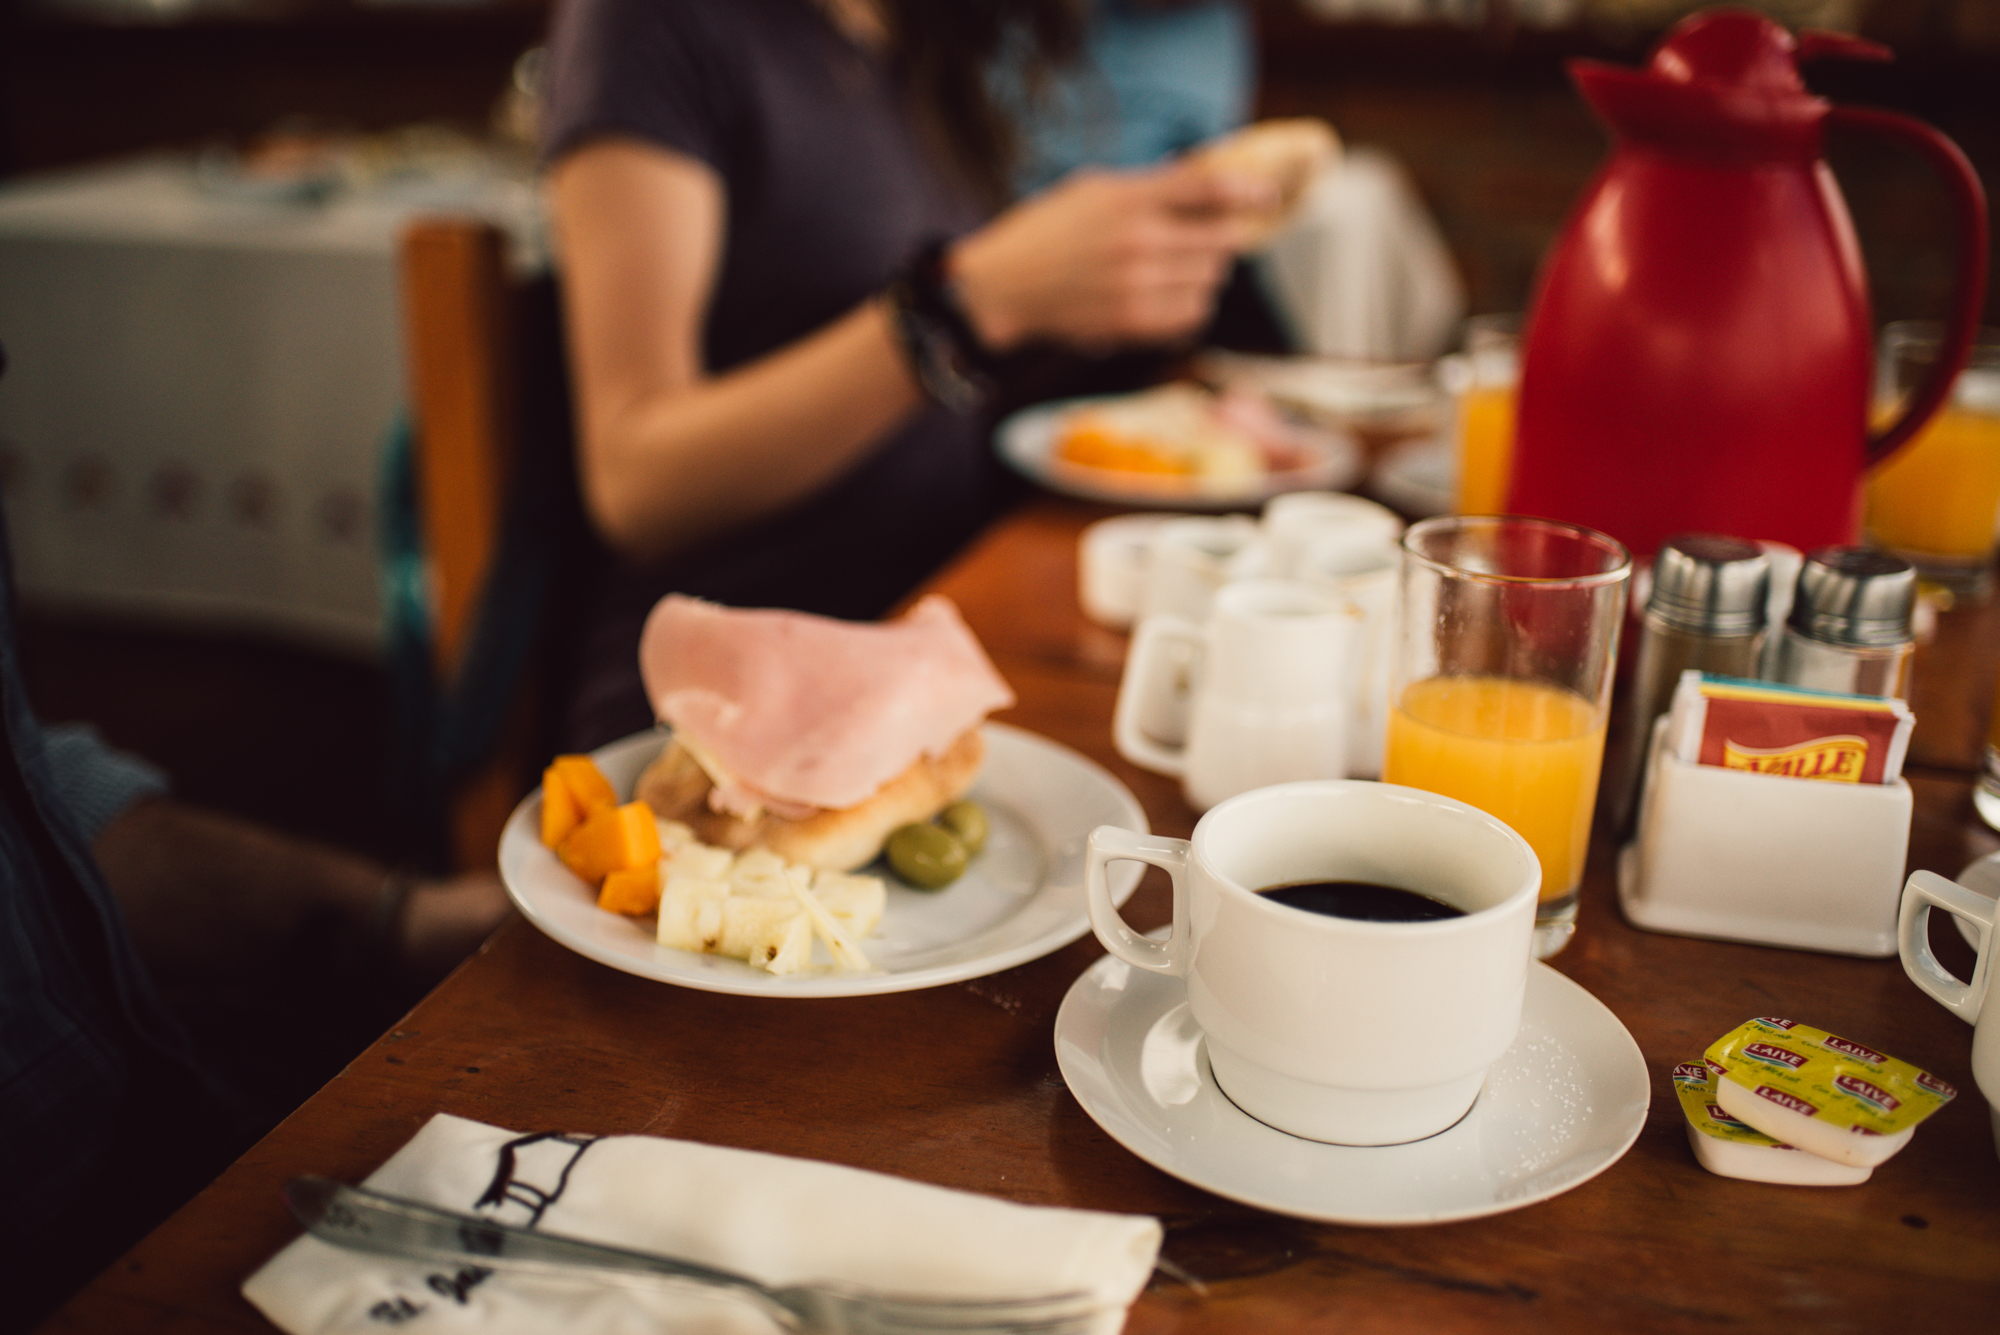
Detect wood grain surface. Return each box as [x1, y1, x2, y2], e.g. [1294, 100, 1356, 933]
[42, 496, 2000, 1334]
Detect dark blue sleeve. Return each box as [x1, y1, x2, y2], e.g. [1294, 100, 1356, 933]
[539, 0, 741, 173]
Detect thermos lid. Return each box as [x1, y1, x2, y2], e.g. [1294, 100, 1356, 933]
[1647, 534, 1769, 636]
[1789, 547, 1916, 648]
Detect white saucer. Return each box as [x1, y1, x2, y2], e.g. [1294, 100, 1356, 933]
[1053, 953, 1650, 1225]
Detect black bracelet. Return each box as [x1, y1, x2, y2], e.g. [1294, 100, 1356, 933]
[884, 238, 997, 415]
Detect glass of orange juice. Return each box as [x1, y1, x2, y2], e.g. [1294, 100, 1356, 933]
[1383, 516, 1631, 959]
[1865, 322, 2000, 593]
[1439, 314, 1521, 516]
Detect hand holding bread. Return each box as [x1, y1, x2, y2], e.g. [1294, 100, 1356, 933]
[947, 117, 1339, 355]
[1183, 117, 1342, 247]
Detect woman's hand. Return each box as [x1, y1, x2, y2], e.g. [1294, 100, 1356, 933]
[949, 158, 1277, 355]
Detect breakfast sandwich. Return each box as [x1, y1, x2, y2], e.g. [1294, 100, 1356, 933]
[632, 594, 1015, 871]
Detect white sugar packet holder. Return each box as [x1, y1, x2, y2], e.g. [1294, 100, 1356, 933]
[244, 1114, 1161, 1335]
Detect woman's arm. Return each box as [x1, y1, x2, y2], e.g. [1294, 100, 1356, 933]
[551, 138, 928, 563]
[552, 136, 1272, 564]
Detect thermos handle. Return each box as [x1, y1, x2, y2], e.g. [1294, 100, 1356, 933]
[1825, 104, 1990, 468]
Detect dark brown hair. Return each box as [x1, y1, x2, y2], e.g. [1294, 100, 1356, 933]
[882, 0, 1084, 205]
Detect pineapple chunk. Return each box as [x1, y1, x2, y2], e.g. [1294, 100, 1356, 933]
[630, 818, 882, 974]
[729, 847, 797, 899]
[718, 896, 812, 972]
[812, 869, 887, 938]
[657, 874, 730, 952]
[663, 841, 733, 882]
[790, 872, 874, 973]
[654, 818, 696, 853]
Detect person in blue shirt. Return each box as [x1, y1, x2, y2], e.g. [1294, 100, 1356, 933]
[998, 0, 1256, 197]
[0, 342, 510, 1332]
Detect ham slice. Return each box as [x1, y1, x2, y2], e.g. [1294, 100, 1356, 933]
[638, 594, 1015, 816]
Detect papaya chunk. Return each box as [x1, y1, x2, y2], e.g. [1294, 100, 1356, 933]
[539, 766, 583, 849]
[558, 800, 663, 885]
[598, 860, 663, 916]
[552, 755, 618, 812]
[540, 754, 619, 849]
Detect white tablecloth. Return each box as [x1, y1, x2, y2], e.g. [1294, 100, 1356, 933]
[0, 149, 547, 657]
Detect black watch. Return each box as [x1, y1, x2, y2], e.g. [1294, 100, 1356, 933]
[885, 239, 998, 414]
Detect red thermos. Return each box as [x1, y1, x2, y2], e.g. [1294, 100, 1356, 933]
[1505, 7, 1989, 561]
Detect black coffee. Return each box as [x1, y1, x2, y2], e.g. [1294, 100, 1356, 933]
[1260, 879, 1465, 923]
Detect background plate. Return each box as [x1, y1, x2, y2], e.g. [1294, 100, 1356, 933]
[996, 393, 1363, 511]
[501, 723, 1146, 997]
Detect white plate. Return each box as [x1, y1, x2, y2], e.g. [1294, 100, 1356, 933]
[996, 393, 1363, 511]
[1368, 433, 1454, 519]
[1192, 351, 1446, 430]
[501, 723, 1146, 997]
[1054, 951, 1650, 1225]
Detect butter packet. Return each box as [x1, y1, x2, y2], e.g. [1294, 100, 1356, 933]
[1671, 1061, 1872, 1185]
[1664, 672, 1912, 784]
[1703, 1017, 1956, 1168]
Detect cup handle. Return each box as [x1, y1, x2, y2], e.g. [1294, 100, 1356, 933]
[1085, 825, 1191, 975]
[1112, 614, 1203, 776]
[1898, 870, 1997, 1021]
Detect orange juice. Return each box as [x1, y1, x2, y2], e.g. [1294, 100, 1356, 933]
[1865, 407, 2000, 559]
[1382, 675, 1605, 902]
[1453, 384, 1517, 515]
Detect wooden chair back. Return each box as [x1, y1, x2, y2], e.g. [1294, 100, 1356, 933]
[395, 216, 583, 871]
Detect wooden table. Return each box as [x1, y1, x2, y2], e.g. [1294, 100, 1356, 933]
[42, 496, 2000, 1333]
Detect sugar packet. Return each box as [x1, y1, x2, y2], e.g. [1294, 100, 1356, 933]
[1664, 672, 1912, 784]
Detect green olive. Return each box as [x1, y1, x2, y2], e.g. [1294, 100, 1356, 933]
[887, 822, 970, 890]
[937, 799, 990, 856]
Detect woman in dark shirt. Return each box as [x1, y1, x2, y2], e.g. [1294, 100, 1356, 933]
[540, 0, 1275, 749]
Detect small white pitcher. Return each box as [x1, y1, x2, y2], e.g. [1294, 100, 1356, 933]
[1295, 530, 1401, 779]
[1114, 578, 1357, 812]
[1125, 516, 1272, 748]
[1899, 870, 2000, 1164]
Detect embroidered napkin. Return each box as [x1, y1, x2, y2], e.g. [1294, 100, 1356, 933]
[244, 1114, 1161, 1335]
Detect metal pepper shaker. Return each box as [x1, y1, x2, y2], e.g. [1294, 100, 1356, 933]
[1613, 534, 1771, 828]
[1772, 546, 1916, 699]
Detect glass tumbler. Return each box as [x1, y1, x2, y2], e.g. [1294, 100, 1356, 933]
[1439, 314, 1521, 516]
[1383, 516, 1632, 959]
[1865, 321, 2000, 594]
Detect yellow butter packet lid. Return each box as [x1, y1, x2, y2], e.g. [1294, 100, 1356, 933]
[1671, 1060, 1872, 1184]
[1702, 1017, 1956, 1168]
[1673, 1060, 1786, 1146]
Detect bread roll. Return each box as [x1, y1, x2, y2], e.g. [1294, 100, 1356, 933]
[635, 728, 985, 872]
[1188, 117, 1341, 247]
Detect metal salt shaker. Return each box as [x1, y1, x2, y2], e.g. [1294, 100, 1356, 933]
[1772, 547, 1916, 699]
[1614, 534, 1770, 828]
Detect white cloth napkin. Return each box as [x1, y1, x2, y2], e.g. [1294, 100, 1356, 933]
[243, 1114, 1161, 1335]
[1255, 145, 1467, 363]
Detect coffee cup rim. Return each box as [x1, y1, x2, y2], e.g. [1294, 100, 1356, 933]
[1188, 779, 1541, 929]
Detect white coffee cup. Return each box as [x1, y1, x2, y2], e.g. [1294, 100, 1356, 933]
[1261, 490, 1404, 579]
[1898, 870, 2000, 1163]
[1114, 579, 1356, 812]
[1294, 531, 1401, 779]
[1127, 517, 1271, 748]
[1085, 780, 1541, 1145]
[1139, 515, 1270, 624]
[1077, 513, 1172, 630]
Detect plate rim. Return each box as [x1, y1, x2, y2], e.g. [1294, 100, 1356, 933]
[1053, 953, 1651, 1225]
[995, 392, 1365, 511]
[501, 721, 1148, 997]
